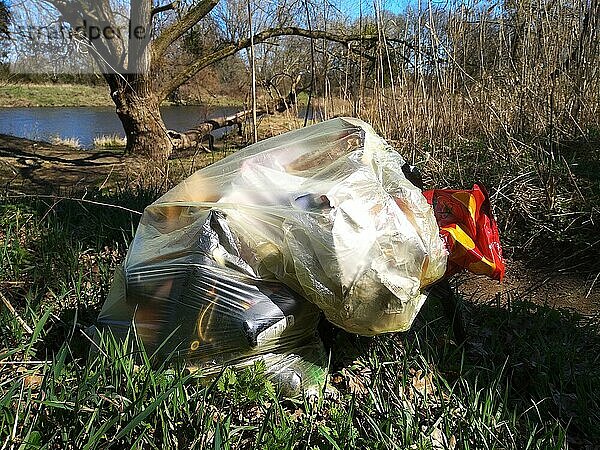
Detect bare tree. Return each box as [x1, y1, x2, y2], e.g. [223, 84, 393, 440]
[24, 0, 408, 158]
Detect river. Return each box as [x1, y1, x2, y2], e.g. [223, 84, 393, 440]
[0, 105, 243, 148]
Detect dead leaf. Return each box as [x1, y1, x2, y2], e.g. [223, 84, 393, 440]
[341, 368, 368, 395]
[24, 375, 43, 389]
[411, 370, 436, 397]
[290, 408, 305, 421]
[430, 427, 457, 450]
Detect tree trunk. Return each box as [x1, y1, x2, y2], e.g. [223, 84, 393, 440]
[114, 89, 172, 158]
[114, 0, 172, 158]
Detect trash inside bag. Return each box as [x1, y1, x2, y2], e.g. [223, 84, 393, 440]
[98, 117, 504, 396]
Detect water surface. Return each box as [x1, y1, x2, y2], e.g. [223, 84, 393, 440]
[0, 105, 242, 148]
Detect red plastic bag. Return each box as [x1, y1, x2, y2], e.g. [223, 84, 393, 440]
[423, 183, 505, 281]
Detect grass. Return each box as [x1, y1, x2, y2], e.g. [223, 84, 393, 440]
[384, 131, 600, 278]
[1, 180, 599, 448]
[0, 83, 247, 108]
[93, 134, 127, 149]
[0, 84, 113, 107]
[50, 135, 82, 149]
[2, 0, 599, 443]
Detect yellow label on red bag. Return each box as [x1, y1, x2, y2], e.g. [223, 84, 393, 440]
[423, 183, 505, 281]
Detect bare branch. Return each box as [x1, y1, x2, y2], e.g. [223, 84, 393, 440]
[152, 0, 219, 60]
[158, 26, 417, 100]
[549, 0, 599, 80]
[47, 0, 126, 69]
[151, 0, 179, 18]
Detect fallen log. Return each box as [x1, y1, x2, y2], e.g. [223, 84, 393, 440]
[168, 77, 303, 153]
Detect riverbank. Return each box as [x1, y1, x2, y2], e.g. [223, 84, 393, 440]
[0, 83, 246, 107]
[0, 84, 113, 107]
[0, 112, 303, 191]
[0, 132, 226, 193]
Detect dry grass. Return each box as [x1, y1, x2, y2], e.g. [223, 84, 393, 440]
[0, 83, 113, 107]
[50, 135, 81, 149]
[303, 0, 599, 149]
[284, 0, 600, 274]
[93, 134, 127, 148]
[2, 188, 599, 448]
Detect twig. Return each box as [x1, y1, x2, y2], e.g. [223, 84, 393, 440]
[561, 155, 585, 202]
[3, 193, 143, 216]
[0, 360, 52, 365]
[0, 291, 33, 334]
[586, 272, 600, 299]
[99, 163, 117, 191]
[80, 328, 110, 359]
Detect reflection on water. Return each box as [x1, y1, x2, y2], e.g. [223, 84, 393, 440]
[0, 105, 242, 148]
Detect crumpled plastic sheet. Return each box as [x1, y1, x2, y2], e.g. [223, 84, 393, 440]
[98, 117, 449, 396]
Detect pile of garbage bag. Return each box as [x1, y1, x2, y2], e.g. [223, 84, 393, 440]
[98, 117, 504, 396]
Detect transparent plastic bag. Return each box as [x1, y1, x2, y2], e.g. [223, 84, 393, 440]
[98, 117, 448, 394]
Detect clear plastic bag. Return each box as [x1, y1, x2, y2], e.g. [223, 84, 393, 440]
[98, 117, 448, 394]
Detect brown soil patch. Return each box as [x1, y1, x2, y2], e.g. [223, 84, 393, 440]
[0, 134, 132, 193]
[0, 134, 225, 194]
[457, 260, 600, 317]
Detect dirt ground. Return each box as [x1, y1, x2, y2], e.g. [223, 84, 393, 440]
[0, 134, 145, 193]
[2, 133, 598, 317]
[458, 261, 600, 317]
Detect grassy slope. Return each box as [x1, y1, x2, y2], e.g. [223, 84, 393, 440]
[0, 84, 114, 107]
[0, 83, 246, 108]
[1, 144, 599, 448]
